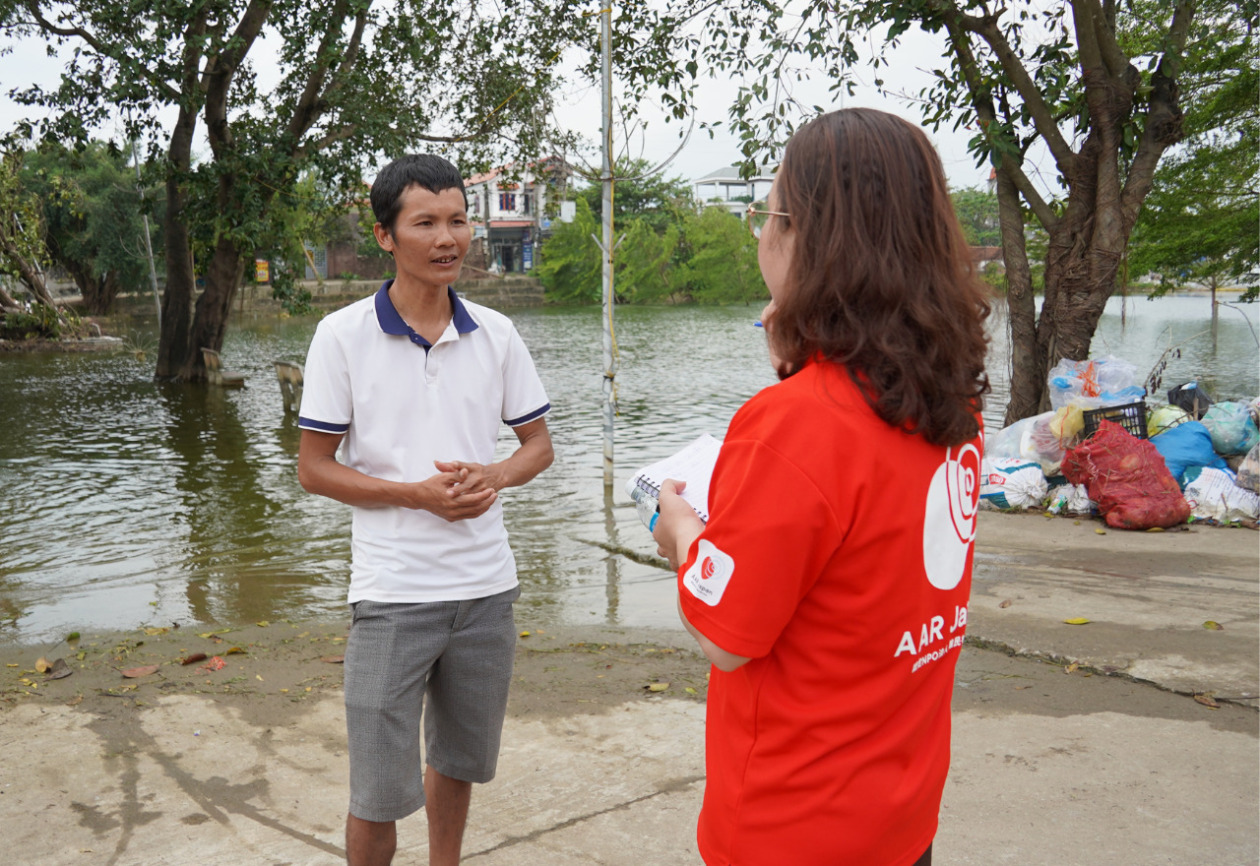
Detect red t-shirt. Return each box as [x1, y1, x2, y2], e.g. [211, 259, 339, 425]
[678, 359, 981, 866]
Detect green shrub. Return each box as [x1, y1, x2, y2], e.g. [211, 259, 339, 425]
[1, 304, 63, 339]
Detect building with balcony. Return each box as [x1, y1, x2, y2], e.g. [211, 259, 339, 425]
[464, 157, 575, 274]
[692, 165, 777, 217]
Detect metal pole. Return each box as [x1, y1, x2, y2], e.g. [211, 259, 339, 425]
[600, 4, 616, 488]
[130, 137, 161, 322]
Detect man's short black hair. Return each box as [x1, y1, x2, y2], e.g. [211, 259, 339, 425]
[370, 154, 468, 233]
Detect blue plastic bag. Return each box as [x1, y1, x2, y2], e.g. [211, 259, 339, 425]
[1151, 421, 1228, 487]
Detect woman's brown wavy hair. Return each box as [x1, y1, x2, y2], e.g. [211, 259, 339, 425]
[766, 108, 991, 447]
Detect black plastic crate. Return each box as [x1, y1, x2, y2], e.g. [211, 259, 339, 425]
[1082, 401, 1148, 439]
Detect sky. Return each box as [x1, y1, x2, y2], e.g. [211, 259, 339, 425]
[0, 13, 1001, 193]
[549, 26, 995, 190]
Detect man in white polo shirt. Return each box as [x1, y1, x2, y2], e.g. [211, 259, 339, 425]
[297, 154, 553, 866]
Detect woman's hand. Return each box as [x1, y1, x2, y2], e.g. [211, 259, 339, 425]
[652, 479, 705, 571]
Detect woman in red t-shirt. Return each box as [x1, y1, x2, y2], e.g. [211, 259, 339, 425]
[654, 108, 992, 866]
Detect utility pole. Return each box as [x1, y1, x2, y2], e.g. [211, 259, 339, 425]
[598, 3, 617, 488]
[130, 137, 161, 322]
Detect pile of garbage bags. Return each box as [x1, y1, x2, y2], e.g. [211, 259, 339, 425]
[982, 355, 1260, 530]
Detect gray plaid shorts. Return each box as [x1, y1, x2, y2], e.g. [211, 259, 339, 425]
[343, 585, 520, 823]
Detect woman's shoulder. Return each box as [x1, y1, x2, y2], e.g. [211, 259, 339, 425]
[728, 361, 874, 446]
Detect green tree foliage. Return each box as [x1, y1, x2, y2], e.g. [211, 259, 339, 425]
[578, 158, 698, 232]
[1127, 7, 1258, 302]
[20, 141, 159, 315]
[0, 149, 56, 309]
[656, 0, 1246, 423]
[538, 196, 765, 305]
[0, 0, 602, 380]
[677, 207, 765, 304]
[950, 186, 1000, 248]
[536, 196, 602, 303]
[616, 218, 681, 302]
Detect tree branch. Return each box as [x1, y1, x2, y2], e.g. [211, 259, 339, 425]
[939, 0, 1078, 177]
[317, 4, 369, 114]
[1121, 1, 1195, 225]
[1081, 0, 1130, 78]
[285, 0, 360, 146]
[939, 3, 1059, 230]
[19, 0, 181, 102]
[203, 0, 273, 157]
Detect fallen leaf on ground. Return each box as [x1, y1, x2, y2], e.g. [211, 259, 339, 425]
[1203, 621, 1224, 631]
[645, 683, 670, 692]
[1094, 528, 1107, 535]
[1064, 662, 1079, 674]
[122, 664, 160, 678]
[999, 599, 1013, 609]
[144, 627, 169, 636]
[180, 653, 208, 666]
[1193, 693, 1220, 709]
[65, 632, 80, 642]
[224, 646, 246, 655]
[1063, 617, 1091, 625]
[321, 655, 345, 664]
[199, 656, 226, 672]
[35, 657, 51, 673]
[255, 621, 269, 628]
[519, 631, 531, 638]
[45, 658, 72, 680]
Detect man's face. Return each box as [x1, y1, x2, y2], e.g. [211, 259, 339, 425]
[373, 184, 471, 291]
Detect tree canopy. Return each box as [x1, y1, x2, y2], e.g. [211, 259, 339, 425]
[577, 157, 698, 232]
[19, 140, 159, 314]
[537, 185, 765, 306]
[1127, 6, 1258, 300]
[0, 0, 625, 378]
[950, 185, 1001, 248]
[650, 0, 1251, 421]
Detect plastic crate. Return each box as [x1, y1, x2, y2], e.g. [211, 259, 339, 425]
[1082, 401, 1148, 440]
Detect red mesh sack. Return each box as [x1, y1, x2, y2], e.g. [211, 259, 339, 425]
[1061, 419, 1190, 530]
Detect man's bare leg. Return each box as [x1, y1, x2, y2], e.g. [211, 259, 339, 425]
[425, 766, 472, 866]
[346, 814, 396, 866]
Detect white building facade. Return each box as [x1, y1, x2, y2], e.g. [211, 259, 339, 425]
[692, 165, 777, 217]
[464, 157, 573, 274]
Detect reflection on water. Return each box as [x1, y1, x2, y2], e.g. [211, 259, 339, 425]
[0, 296, 1256, 645]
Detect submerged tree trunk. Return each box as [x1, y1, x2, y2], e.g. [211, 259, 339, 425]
[182, 237, 247, 381]
[69, 265, 121, 315]
[155, 107, 198, 381]
[996, 169, 1040, 426]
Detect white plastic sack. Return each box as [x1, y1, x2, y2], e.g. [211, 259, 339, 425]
[1046, 483, 1095, 516]
[1183, 467, 1260, 523]
[985, 416, 1037, 460]
[1237, 443, 1260, 494]
[980, 458, 1048, 511]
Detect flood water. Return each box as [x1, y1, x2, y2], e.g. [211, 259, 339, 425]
[1, 294, 1257, 646]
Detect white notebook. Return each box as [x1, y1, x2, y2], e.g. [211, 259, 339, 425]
[624, 433, 722, 530]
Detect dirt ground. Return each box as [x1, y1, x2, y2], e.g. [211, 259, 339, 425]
[2, 616, 1253, 749]
[0, 620, 713, 734]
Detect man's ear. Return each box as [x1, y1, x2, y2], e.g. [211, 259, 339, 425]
[372, 222, 394, 253]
